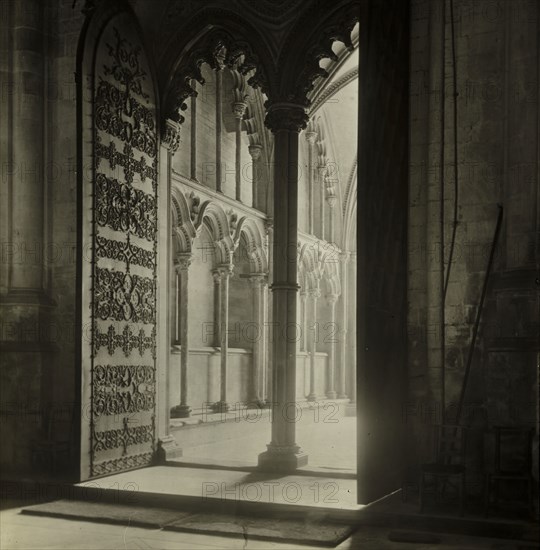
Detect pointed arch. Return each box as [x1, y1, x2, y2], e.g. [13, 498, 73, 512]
[194, 200, 235, 266]
[232, 217, 268, 273]
[171, 187, 197, 256]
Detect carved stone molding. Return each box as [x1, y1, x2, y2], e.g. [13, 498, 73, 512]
[163, 30, 269, 125]
[265, 103, 309, 133]
[162, 119, 181, 153]
[310, 66, 359, 115]
[286, 6, 359, 107]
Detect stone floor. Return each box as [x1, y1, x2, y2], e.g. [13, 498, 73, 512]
[2, 504, 538, 550]
[177, 414, 357, 472]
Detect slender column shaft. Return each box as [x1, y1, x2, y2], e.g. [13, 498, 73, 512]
[265, 220, 274, 402]
[258, 104, 309, 472]
[216, 70, 223, 192]
[190, 81, 197, 181]
[249, 274, 265, 402]
[307, 287, 320, 401]
[305, 132, 317, 235]
[318, 165, 326, 240]
[178, 258, 191, 408]
[338, 252, 350, 398]
[300, 290, 308, 352]
[327, 197, 337, 244]
[261, 278, 269, 401]
[212, 271, 221, 346]
[349, 253, 357, 404]
[233, 102, 246, 201]
[249, 144, 262, 210]
[326, 294, 339, 399]
[170, 255, 192, 418]
[218, 265, 232, 405]
[173, 268, 180, 343]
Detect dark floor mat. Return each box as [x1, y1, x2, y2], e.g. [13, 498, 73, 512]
[22, 500, 355, 546]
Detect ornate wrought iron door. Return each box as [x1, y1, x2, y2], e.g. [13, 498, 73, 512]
[80, 12, 158, 479]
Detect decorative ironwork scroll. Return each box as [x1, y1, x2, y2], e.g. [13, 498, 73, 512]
[83, 14, 158, 478]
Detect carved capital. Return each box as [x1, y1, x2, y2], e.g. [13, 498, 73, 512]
[305, 131, 318, 144]
[247, 273, 267, 287]
[214, 264, 234, 279]
[232, 101, 247, 119]
[162, 119, 181, 153]
[340, 251, 351, 264]
[248, 144, 263, 161]
[265, 103, 309, 133]
[326, 194, 337, 208]
[308, 287, 321, 299]
[326, 293, 339, 305]
[174, 254, 192, 272]
[264, 218, 274, 233]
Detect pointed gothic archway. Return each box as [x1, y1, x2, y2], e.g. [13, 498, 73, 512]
[76, 2, 161, 480]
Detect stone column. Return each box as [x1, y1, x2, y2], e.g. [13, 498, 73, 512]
[349, 252, 357, 405]
[327, 194, 337, 244]
[8, 0, 46, 293]
[249, 144, 262, 209]
[317, 163, 327, 240]
[305, 131, 317, 235]
[171, 254, 192, 418]
[215, 264, 232, 411]
[264, 219, 274, 402]
[190, 80, 198, 181]
[212, 270, 221, 347]
[338, 252, 351, 398]
[300, 289, 308, 352]
[326, 293, 339, 399]
[233, 101, 247, 202]
[216, 70, 223, 192]
[307, 285, 320, 402]
[248, 273, 266, 403]
[258, 103, 309, 472]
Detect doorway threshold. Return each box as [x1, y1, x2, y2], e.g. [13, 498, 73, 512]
[74, 465, 362, 520]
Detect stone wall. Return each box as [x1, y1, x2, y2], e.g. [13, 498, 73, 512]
[407, 0, 539, 491]
[0, 0, 84, 472]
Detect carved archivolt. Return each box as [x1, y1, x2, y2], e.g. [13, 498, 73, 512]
[163, 29, 269, 125]
[170, 188, 268, 272]
[277, 3, 359, 108]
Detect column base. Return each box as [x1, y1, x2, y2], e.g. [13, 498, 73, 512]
[338, 392, 348, 399]
[258, 445, 308, 473]
[170, 404, 192, 418]
[154, 435, 183, 464]
[210, 401, 230, 413]
[307, 393, 317, 402]
[326, 390, 337, 399]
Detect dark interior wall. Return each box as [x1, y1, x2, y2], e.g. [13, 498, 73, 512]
[0, 0, 84, 473]
[357, 0, 410, 503]
[407, 0, 539, 493]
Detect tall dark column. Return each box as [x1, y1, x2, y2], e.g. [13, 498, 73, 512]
[258, 103, 309, 472]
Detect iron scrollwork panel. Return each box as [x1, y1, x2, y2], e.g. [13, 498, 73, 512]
[89, 17, 158, 477]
